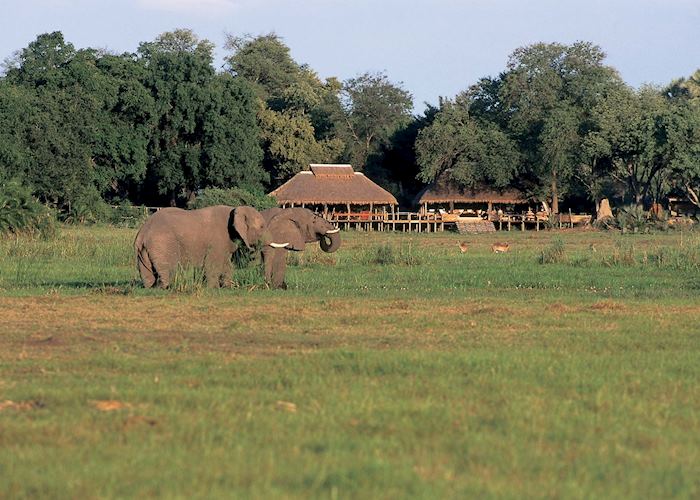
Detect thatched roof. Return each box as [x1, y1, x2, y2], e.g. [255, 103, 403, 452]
[269, 164, 398, 205]
[416, 176, 529, 205]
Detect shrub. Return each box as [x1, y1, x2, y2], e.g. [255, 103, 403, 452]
[189, 187, 278, 211]
[364, 242, 424, 266]
[603, 241, 637, 267]
[538, 237, 566, 264]
[0, 180, 57, 239]
[106, 200, 149, 228]
[63, 186, 112, 224]
[646, 240, 700, 271]
[171, 264, 207, 294]
[616, 205, 650, 234]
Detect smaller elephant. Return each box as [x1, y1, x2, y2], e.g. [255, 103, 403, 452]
[134, 205, 287, 288]
[261, 208, 341, 289]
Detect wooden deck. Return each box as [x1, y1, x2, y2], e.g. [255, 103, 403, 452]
[327, 211, 591, 232]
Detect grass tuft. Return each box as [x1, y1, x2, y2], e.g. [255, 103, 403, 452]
[538, 236, 566, 264]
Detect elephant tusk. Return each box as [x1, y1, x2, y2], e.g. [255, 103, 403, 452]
[325, 228, 340, 234]
[269, 242, 289, 248]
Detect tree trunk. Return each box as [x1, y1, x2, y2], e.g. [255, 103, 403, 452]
[551, 170, 559, 214]
[686, 185, 700, 208]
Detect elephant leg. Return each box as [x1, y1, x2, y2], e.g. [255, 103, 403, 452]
[137, 248, 157, 288]
[262, 247, 274, 286]
[219, 262, 234, 288]
[265, 247, 288, 290]
[204, 252, 231, 288]
[262, 247, 287, 289]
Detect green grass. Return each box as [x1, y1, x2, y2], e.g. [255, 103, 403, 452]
[1, 226, 699, 498]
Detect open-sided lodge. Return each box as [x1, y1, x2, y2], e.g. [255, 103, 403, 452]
[269, 165, 593, 232]
[414, 174, 552, 232]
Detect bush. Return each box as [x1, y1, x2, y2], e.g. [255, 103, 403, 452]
[189, 187, 278, 211]
[603, 241, 637, 267]
[538, 237, 566, 264]
[616, 205, 650, 234]
[106, 200, 149, 228]
[0, 180, 57, 239]
[363, 242, 424, 266]
[63, 186, 112, 224]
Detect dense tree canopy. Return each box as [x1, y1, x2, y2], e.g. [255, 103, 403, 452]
[415, 95, 520, 189]
[224, 33, 344, 184]
[0, 32, 698, 217]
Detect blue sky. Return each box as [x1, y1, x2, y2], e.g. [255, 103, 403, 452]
[2, 0, 699, 111]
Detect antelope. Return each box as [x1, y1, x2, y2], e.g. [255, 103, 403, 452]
[491, 242, 510, 253]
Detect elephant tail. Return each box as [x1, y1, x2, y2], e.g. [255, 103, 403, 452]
[135, 233, 157, 288]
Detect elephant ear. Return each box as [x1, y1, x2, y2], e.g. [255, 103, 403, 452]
[232, 206, 265, 249]
[269, 218, 306, 251]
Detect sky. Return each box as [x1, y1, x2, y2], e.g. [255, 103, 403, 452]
[1, 0, 699, 111]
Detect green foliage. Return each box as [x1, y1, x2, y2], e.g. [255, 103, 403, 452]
[224, 33, 345, 185]
[0, 180, 57, 238]
[499, 42, 625, 211]
[363, 242, 424, 266]
[201, 75, 266, 190]
[1, 31, 698, 221]
[189, 187, 277, 211]
[538, 237, 566, 264]
[416, 95, 520, 188]
[62, 186, 113, 224]
[615, 205, 650, 234]
[340, 72, 414, 170]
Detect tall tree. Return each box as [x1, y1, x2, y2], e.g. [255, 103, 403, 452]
[3, 32, 156, 208]
[664, 74, 700, 208]
[0, 82, 35, 182]
[340, 72, 413, 171]
[138, 29, 216, 204]
[374, 104, 439, 206]
[200, 74, 265, 191]
[224, 33, 344, 185]
[415, 95, 520, 189]
[587, 86, 693, 207]
[499, 42, 624, 212]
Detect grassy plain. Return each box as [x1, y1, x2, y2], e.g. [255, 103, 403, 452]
[1, 225, 699, 498]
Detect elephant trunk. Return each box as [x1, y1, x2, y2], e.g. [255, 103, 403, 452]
[319, 229, 341, 253]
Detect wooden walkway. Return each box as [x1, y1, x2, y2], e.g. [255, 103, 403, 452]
[328, 212, 591, 232]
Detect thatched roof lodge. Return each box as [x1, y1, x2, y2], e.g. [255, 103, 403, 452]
[415, 175, 530, 213]
[269, 164, 398, 214]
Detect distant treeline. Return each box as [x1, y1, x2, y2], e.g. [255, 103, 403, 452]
[1, 30, 699, 218]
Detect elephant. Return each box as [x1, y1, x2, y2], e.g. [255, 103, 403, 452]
[260, 207, 341, 289]
[134, 205, 288, 288]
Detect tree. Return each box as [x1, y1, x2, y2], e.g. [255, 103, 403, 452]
[664, 77, 700, 208]
[340, 72, 413, 171]
[200, 74, 266, 191]
[2, 33, 155, 210]
[0, 82, 35, 182]
[3, 31, 76, 87]
[225, 33, 345, 184]
[372, 104, 439, 206]
[586, 86, 693, 207]
[499, 42, 624, 212]
[415, 95, 520, 189]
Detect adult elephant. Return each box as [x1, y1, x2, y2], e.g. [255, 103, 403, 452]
[261, 208, 341, 289]
[134, 205, 287, 288]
